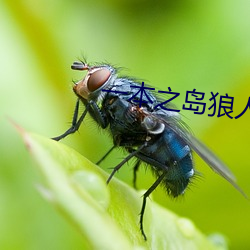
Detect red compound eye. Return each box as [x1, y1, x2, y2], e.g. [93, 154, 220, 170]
[87, 68, 111, 92]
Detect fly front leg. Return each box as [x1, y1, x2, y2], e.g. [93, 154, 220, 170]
[52, 99, 88, 141]
[52, 99, 108, 141]
[88, 100, 107, 129]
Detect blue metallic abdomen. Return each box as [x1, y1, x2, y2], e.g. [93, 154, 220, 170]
[137, 128, 194, 197]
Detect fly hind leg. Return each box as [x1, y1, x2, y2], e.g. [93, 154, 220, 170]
[140, 172, 166, 240]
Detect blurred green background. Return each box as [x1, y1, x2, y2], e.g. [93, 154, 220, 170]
[1, 0, 250, 249]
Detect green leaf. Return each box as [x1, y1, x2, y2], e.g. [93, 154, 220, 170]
[19, 128, 227, 250]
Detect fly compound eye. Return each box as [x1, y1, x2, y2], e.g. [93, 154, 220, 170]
[87, 68, 111, 92]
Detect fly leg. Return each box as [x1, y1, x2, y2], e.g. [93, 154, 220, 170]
[133, 160, 141, 189]
[107, 144, 146, 184]
[101, 148, 141, 188]
[96, 145, 116, 165]
[140, 172, 166, 240]
[52, 99, 88, 141]
[52, 99, 108, 141]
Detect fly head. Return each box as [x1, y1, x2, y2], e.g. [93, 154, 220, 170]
[72, 61, 116, 101]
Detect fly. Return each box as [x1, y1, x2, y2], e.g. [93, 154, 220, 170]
[52, 60, 246, 240]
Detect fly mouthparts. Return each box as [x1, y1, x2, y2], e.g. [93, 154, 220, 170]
[71, 61, 89, 71]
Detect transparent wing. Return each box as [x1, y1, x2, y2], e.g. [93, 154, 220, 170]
[151, 111, 247, 198]
[182, 131, 247, 198]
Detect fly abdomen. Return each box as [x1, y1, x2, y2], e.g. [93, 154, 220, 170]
[166, 129, 190, 161]
[164, 154, 194, 197]
[162, 129, 194, 196]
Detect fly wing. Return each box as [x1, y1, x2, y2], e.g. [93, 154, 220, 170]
[174, 123, 247, 198]
[152, 112, 247, 198]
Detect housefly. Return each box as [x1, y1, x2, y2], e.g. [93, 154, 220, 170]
[52, 60, 246, 240]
